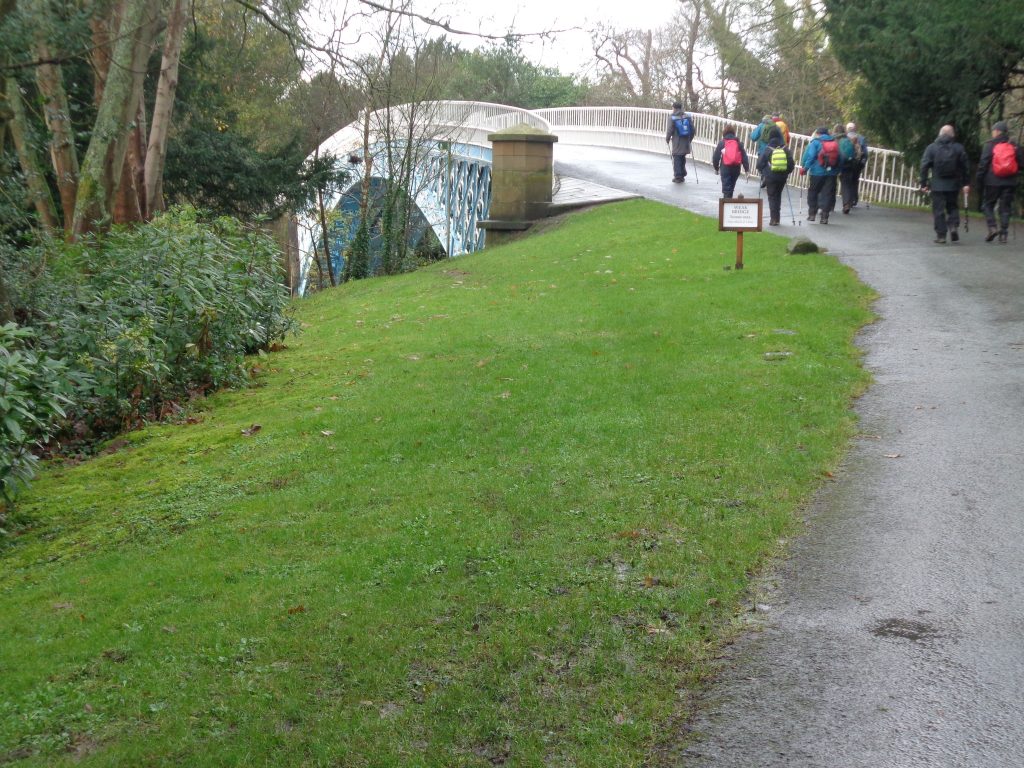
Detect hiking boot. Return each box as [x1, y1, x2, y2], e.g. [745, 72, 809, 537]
[843, 206, 851, 214]
[672, 178, 683, 183]
[807, 212, 816, 222]
[820, 213, 829, 225]
[999, 230, 1008, 244]
[933, 236, 947, 244]
[769, 218, 780, 226]
[986, 227, 999, 242]
[950, 229, 959, 242]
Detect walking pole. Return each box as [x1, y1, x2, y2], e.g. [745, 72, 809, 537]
[962, 187, 969, 234]
[689, 153, 699, 184]
[785, 184, 797, 225]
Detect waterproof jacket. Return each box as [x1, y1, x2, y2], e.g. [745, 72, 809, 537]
[801, 133, 842, 176]
[666, 110, 695, 156]
[976, 134, 1023, 188]
[757, 135, 794, 182]
[920, 134, 969, 193]
[750, 119, 775, 155]
[712, 132, 750, 172]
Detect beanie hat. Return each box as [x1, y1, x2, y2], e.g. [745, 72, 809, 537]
[816, 125, 829, 135]
[993, 120, 1009, 133]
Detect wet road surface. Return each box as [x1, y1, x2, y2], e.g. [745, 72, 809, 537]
[554, 146, 1024, 767]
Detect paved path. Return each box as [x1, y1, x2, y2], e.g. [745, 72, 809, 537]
[554, 145, 1024, 767]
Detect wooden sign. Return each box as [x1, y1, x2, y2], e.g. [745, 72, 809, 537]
[718, 197, 763, 232]
[718, 196, 763, 270]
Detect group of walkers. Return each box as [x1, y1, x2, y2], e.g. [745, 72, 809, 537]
[665, 102, 1022, 242]
[920, 121, 1023, 244]
[665, 103, 869, 227]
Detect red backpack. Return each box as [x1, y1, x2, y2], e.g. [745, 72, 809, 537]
[818, 139, 840, 170]
[722, 138, 742, 166]
[992, 142, 1019, 177]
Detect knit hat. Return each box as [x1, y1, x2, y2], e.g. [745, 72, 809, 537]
[993, 120, 1009, 133]
[816, 125, 829, 135]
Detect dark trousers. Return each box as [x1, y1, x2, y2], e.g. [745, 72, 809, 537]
[840, 169, 861, 210]
[931, 190, 960, 236]
[982, 185, 1016, 231]
[765, 179, 786, 222]
[807, 175, 837, 216]
[672, 154, 688, 181]
[720, 165, 741, 198]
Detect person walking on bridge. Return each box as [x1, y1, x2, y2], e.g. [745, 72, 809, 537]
[757, 126, 794, 226]
[839, 122, 868, 213]
[665, 102, 695, 183]
[713, 124, 750, 199]
[750, 115, 775, 158]
[920, 124, 970, 244]
[976, 120, 1023, 243]
[800, 126, 842, 224]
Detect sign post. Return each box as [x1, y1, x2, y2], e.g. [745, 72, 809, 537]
[718, 196, 763, 270]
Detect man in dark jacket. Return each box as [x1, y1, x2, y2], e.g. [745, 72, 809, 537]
[665, 102, 695, 183]
[712, 123, 750, 198]
[920, 124, 970, 244]
[756, 126, 794, 225]
[976, 120, 1023, 243]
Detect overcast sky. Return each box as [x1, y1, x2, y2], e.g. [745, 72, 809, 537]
[306, 0, 678, 75]
[438, 0, 676, 73]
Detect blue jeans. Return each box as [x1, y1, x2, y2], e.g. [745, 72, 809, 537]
[672, 154, 688, 181]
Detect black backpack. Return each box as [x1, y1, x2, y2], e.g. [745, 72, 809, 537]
[933, 142, 959, 179]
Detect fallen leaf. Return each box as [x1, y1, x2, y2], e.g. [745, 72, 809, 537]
[287, 604, 306, 615]
[498, 391, 511, 399]
[161, 625, 177, 634]
[613, 712, 630, 725]
[706, 598, 720, 607]
[52, 602, 75, 611]
[884, 453, 902, 459]
[241, 424, 262, 436]
[320, 430, 334, 437]
[643, 575, 659, 588]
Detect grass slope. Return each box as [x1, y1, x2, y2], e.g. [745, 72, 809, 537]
[0, 200, 872, 766]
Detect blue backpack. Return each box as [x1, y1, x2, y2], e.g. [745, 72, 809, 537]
[673, 115, 694, 138]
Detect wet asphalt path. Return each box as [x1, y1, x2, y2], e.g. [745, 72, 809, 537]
[554, 146, 1024, 767]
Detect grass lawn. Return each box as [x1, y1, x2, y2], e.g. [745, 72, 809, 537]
[0, 199, 873, 766]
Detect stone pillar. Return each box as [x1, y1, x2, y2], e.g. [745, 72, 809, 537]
[477, 125, 558, 245]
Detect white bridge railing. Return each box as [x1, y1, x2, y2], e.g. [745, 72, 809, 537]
[535, 106, 921, 207]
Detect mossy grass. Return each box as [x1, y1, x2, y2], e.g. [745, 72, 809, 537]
[0, 199, 873, 766]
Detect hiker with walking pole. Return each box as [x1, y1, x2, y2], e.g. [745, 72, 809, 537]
[756, 126, 794, 226]
[976, 120, 1023, 244]
[920, 124, 970, 244]
[665, 101, 695, 184]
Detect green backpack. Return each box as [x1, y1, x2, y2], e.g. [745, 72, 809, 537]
[838, 136, 856, 164]
[769, 146, 788, 173]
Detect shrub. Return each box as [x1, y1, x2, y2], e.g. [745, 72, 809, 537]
[6, 206, 297, 437]
[0, 323, 72, 510]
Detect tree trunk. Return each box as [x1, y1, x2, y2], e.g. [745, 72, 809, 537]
[113, 93, 148, 223]
[33, 33, 79, 233]
[6, 77, 60, 229]
[144, 0, 185, 218]
[72, 0, 161, 236]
